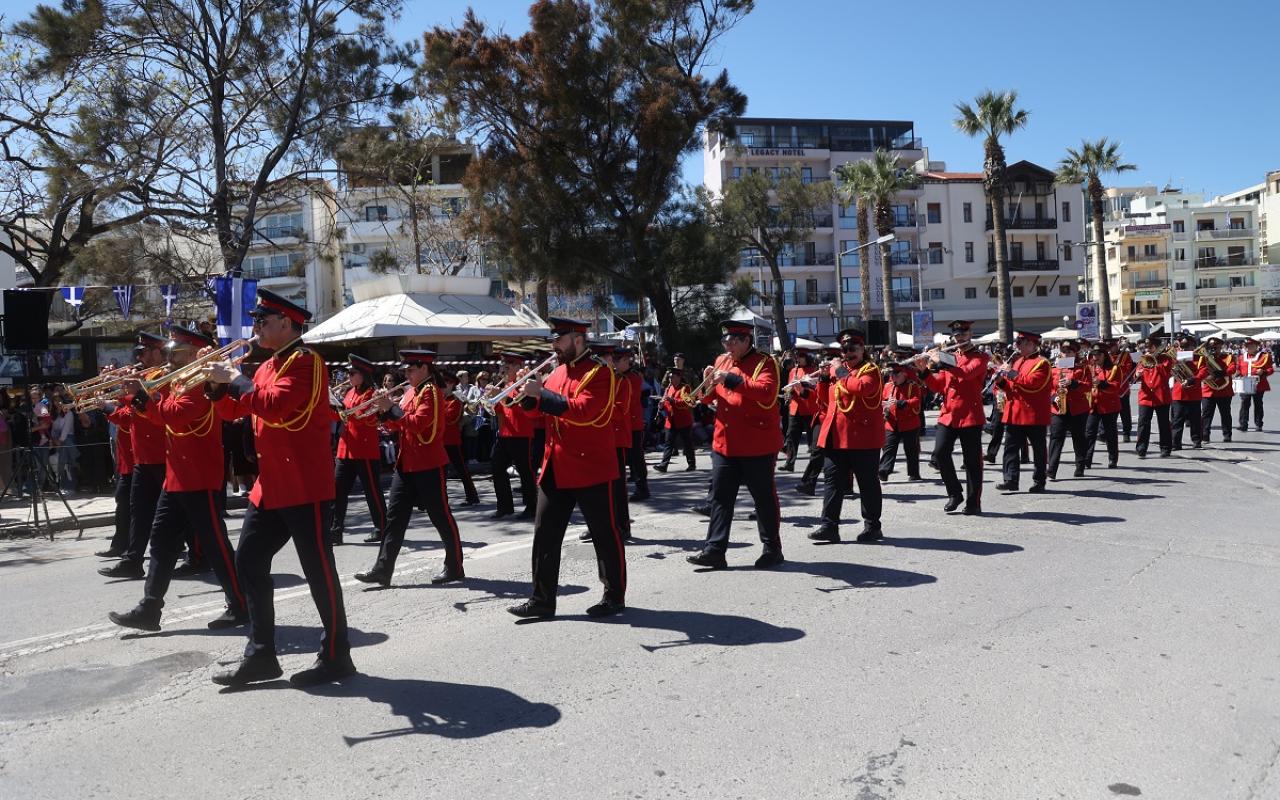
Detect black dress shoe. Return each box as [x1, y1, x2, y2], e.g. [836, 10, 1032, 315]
[171, 559, 210, 577]
[778, 464, 794, 472]
[212, 652, 283, 686]
[691, 504, 711, 517]
[684, 464, 696, 472]
[907, 474, 922, 481]
[586, 597, 625, 618]
[326, 534, 343, 547]
[362, 533, 383, 543]
[794, 484, 816, 497]
[943, 496, 963, 513]
[877, 471, 889, 482]
[354, 567, 391, 587]
[653, 464, 669, 473]
[517, 508, 536, 520]
[962, 505, 982, 516]
[1238, 425, 1248, 432]
[1107, 460, 1118, 468]
[95, 547, 124, 558]
[1123, 435, 1131, 443]
[430, 567, 465, 585]
[99, 560, 144, 579]
[491, 509, 513, 519]
[207, 606, 249, 630]
[1073, 466, 1085, 478]
[855, 527, 884, 543]
[1223, 437, 1232, 443]
[753, 550, 784, 569]
[983, 455, 996, 464]
[578, 529, 593, 542]
[462, 498, 481, 506]
[1028, 483, 1047, 493]
[686, 551, 727, 570]
[995, 481, 1018, 491]
[1159, 450, 1171, 458]
[108, 604, 161, 632]
[807, 526, 840, 543]
[508, 600, 555, 619]
[289, 654, 357, 687]
[629, 491, 650, 502]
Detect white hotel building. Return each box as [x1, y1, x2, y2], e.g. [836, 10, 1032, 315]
[703, 117, 1085, 339]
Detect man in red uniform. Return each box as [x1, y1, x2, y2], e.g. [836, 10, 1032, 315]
[1085, 337, 1126, 469]
[439, 370, 480, 505]
[1198, 336, 1236, 443]
[99, 333, 170, 579]
[330, 355, 388, 545]
[509, 317, 626, 619]
[615, 347, 650, 501]
[1170, 331, 1209, 450]
[107, 326, 246, 631]
[808, 329, 885, 543]
[205, 289, 353, 687]
[1238, 337, 1273, 431]
[1116, 340, 1136, 442]
[354, 350, 465, 588]
[606, 344, 634, 539]
[654, 368, 696, 472]
[1134, 335, 1174, 458]
[1047, 339, 1092, 480]
[781, 348, 820, 472]
[95, 358, 138, 559]
[993, 331, 1053, 492]
[490, 352, 537, 520]
[878, 362, 923, 482]
[919, 320, 988, 515]
[686, 320, 784, 570]
[796, 342, 840, 496]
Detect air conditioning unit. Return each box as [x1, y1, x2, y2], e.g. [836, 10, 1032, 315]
[351, 244, 366, 254]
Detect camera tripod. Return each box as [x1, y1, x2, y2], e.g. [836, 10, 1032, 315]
[0, 447, 82, 540]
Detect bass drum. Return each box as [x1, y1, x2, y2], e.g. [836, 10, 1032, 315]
[1233, 376, 1258, 395]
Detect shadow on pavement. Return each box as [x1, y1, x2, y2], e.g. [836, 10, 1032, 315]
[883, 537, 1023, 556]
[981, 510, 1125, 526]
[1071, 489, 1165, 502]
[558, 606, 806, 652]
[782, 560, 937, 593]
[123, 625, 388, 656]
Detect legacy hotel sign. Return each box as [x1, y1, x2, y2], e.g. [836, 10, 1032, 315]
[748, 147, 809, 156]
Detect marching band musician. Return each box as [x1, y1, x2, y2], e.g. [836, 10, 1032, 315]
[686, 320, 785, 570]
[354, 350, 465, 588]
[439, 370, 481, 506]
[1134, 335, 1174, 458]
[1084, 337, 1124, 470]
[1047, 339, 1092, 480]
[1238, 337, 1273, 431]
[1116, 339, 1136, 442]
[654, 368, 696, 473]
[1170, 331, 1209, 450]
[205, 289, 354, 687]
[591, 342, 634, 543]
[879, 361, 923, 482]
[329, 355, 389, 545]
[98, 333, 171, 580]
[95, 357, 138, 559]
[781, 347, 820, 472]
[1199, 336, 1236, 443]
[993, 331, 1052, 493]
[808, 329, 885, 544]
[509, 317, 626, 619]
[919, 320, 988, 515]
[615, 347, 650, 502]
[107, 326, 247, 632]
[489, 352, 538, 520]
[796, 342, 840, 497]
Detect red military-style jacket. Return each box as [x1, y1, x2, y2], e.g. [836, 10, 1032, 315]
[611, 368, 632, 448]
[112, 412, 135, 476]
[107, 366, 168, 466]
[1171, 355, 1210, 402]
[495, 387, 534, 438]
[145, 384, 237, 492]
[701, 349, 782, 458]
[442, 393, 464, 447]
[228, 345, 335, 510]
[813, 372, 832, 425]
[524, 351, 619, 489]
[818, 358, 884, 450]
[660, 383, 694, 429]
[382, 380, 449, 473]
[1239, 350, 1274, 392]
[786, 365, 820, 417]
[336, 387, 381, 461]
[1135, 355, 1173, 407]
[997, 354, 1053, 426]
[882, 375, 922, 433]
[623, 370, 645, 432]
[922, 348, 989, 429]
[1090, 361, 1127, 415]
[1051, 364, 1093, 416]
[1202, 353, 1236, 399]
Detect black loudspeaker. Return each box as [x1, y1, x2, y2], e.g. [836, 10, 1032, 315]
[2, 290, 53, 351]
[866, 319, 889, 347]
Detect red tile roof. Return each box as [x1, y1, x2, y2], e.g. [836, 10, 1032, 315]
[922, 171, 985, 181]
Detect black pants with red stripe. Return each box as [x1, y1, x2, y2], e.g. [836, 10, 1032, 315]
[491, 435, 535, 515]
[445, 444, 480, 504]
[530, 464, 626, 608]
[123, 463, 165, 565]
[612, 447, 631, 536]
[108, 471, 134, 552]
[627, 430, 649, 492]
[331, 457, 387, 538]
[932, 424, 983, 508]
[143, 489, 244, 613]
[375, 467, 463, 574]
[237, 500, 348, 663]
[705, 452, 782, 555]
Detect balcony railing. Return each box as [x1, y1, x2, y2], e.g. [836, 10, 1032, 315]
[811, 213, 834, 228]
[252, 226, 305, 241]
[892, 215, 917, 228]
[1195, 227, 1254, 241]
[984, 217, 1058, 231]
[1121, 252, 1167, 263]
[1131, 279, 1167, 289]
[729, 138, 828, 150]
[1196, 257, 1258, 269]
[243, 263, 298, 279]
[987, 259, 1060, 272]
[760, 291, 839, 306]
[889, 288, 920, 303]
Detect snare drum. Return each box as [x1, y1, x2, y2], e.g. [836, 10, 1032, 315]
[1233, 376, 1258, 395]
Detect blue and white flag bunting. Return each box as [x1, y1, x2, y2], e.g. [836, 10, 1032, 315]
[113, 285, 134, 321]
[60, 286, 85, 311]
[160, 284, 180, 319]
[212, 276, 257, 345]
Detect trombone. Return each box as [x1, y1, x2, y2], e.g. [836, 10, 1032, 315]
[340, 381, 410, 421]
[141, 336, 259, 394]
[480, 353, 557, 411]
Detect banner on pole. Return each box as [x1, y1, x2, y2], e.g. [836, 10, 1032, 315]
[213, 276, 258, 345]
[911, 310, 935, 349]
[1075, 301, 1099, 339]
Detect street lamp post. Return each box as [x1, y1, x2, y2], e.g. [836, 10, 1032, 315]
[834, 233, 894, 333]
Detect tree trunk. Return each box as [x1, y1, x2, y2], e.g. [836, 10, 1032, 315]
[1090, 180, 1111, 338]
[767, 256, 792, 351]
[535, 277, 549, 320]
[647, 280, 682, 356]
[409, 183, 423, 274]
[856, 203, 872, 325]
[989, 191, 1013, 341]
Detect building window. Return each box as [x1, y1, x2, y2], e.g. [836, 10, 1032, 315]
[927, 203, 942, 224]
[1199, 304, 1217, 319]
[929, 288, 945, 301]
[965, 287, 978, 299]
[839, 240, 860, 267]
[964, 242, 974, 263]
[794, 317, 819, 335]
[928, 242, 944, 264]
[962, 202, 972, 223]
[1063, 244, 1073, 261]
[1173, 220, 1184, 233]
[838, 204, 859, 228]
[365, 205, 389, 222]
[1143, 244, 1158, 256]
[840, 276, 860, 307]
[1013, 285, 1024, 297]
[1033, 285, 1046, 297]
[1175, 281, 1186, 291]
[1059, 285, 1071, 296]
[1061, 201, 1071, 222]
[1230, 217, 1246, 230]
[987, 288, 998, 298]
[1175, 248, 1186, 261]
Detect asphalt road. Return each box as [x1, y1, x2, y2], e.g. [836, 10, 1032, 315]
[2, 420, 1279, 799]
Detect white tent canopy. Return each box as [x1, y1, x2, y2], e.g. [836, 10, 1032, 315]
[1256, 330, 1280, 341]
[774, 335, 823, 350]
[1040, 326, 1079, 341]
[303, 275, 549, 344]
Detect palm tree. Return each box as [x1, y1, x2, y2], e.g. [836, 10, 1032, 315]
[1055, 138, 1136, 340]
[954, 90, 1030, 341]
[832, 163, 873, 326]
[852, 149, 918, 330]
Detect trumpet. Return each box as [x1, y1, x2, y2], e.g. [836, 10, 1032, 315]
[142, 337, 259, 394]
[74, 387, 129, 412]
[68, 364, 144, 397]
[340, 381, 410, 421]
[683, 366, 719, 407]
[480, 353, 557, 411]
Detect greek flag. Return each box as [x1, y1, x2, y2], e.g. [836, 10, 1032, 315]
[212, 276, 257, 345]
[159, 284, 180, 319]
[113, 285, 134, 321]
[60, 286, 85, 311]
[622, 326, 637, 341]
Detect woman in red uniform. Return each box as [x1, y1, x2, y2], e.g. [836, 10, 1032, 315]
[329, 355, 388, 545]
